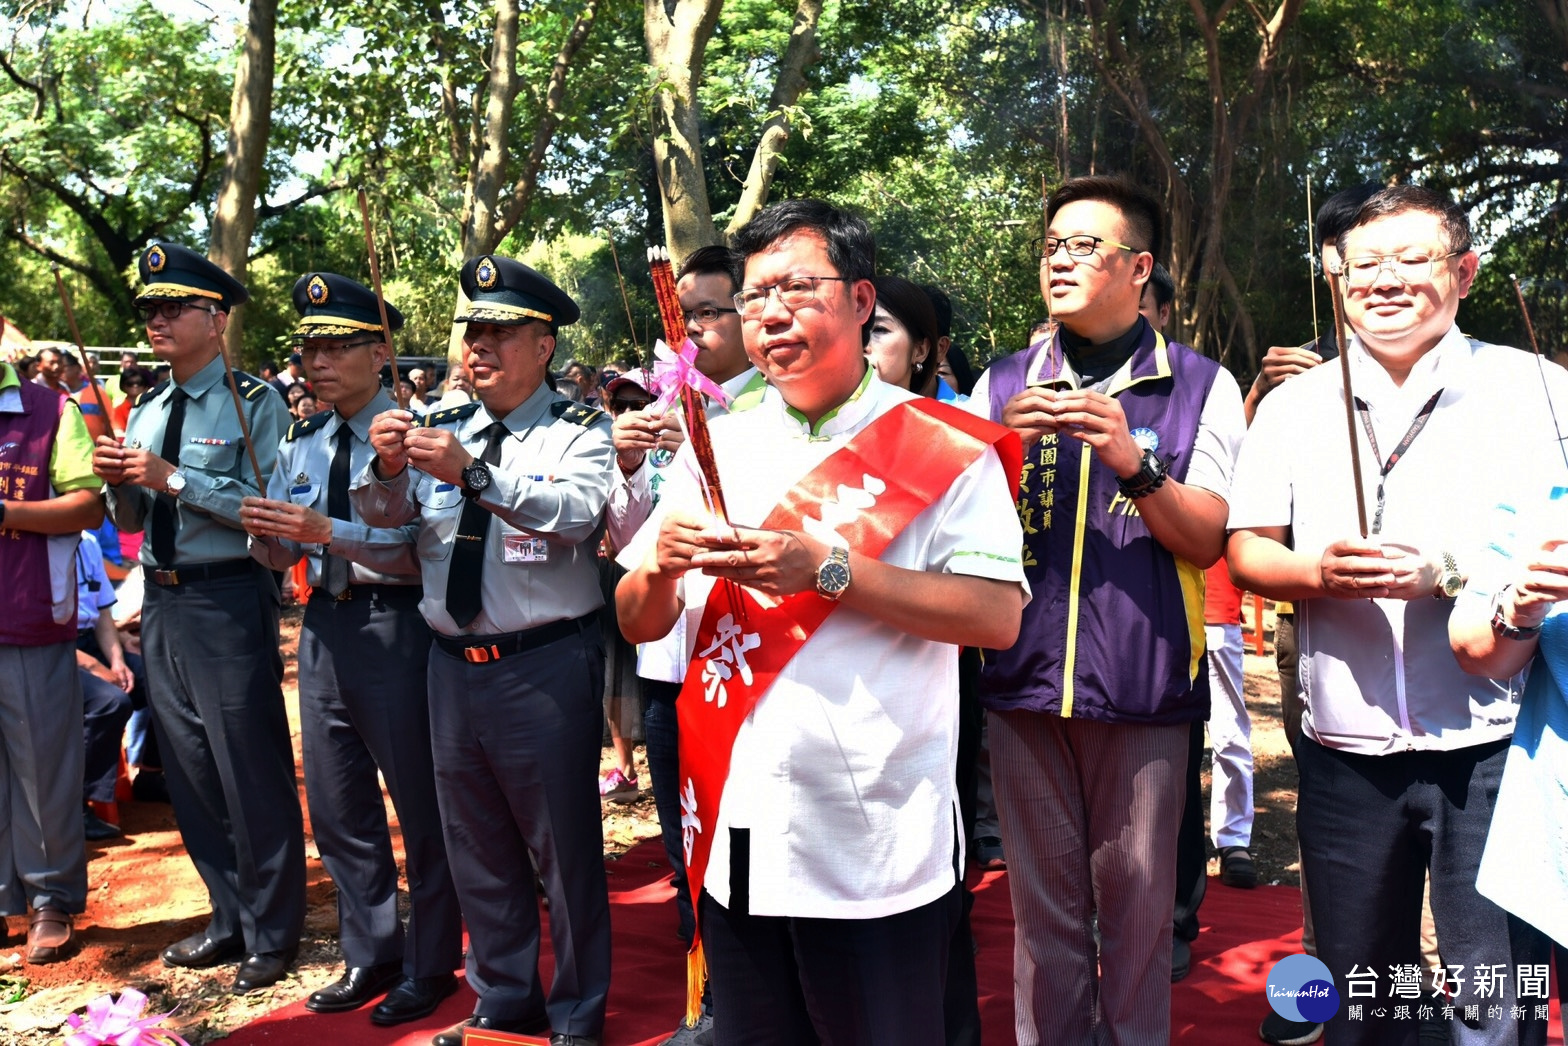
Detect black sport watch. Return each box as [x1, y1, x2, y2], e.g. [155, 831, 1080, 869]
[461, 460, 493, 498]
[1117, 449, 1169, 500]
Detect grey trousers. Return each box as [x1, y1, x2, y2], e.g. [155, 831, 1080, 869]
[990, 711, 1189, 1046]
[427, 621, 610, 1038]
[298, 590, 460, 977]
[143, 566, 305, 952]
[0, 642, 86, 915]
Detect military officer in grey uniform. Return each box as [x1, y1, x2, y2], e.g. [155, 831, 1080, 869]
[91, 243, 305, 993]
[239, 273, 462, 1024]
[355, 255, 614, 1046]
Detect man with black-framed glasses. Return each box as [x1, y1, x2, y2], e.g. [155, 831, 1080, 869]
[239, 272, 461, 1027]
[968, 175, 1244, 1045]
[91, 241, 303, 993]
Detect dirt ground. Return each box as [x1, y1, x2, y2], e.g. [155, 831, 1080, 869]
[0, 602, 1300, 1044]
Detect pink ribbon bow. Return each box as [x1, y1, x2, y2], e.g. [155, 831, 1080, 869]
[64, 989, 189, 1046]
[649, 338, 732, 414]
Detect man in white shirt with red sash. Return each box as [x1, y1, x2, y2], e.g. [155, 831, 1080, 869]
[617, 199, 1028, 1046]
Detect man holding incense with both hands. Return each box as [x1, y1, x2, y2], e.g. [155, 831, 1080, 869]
[617, 199, 1026, 1046]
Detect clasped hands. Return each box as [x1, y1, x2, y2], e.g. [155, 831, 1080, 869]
[1317, 537, 1439, 601]
[1001, 387, 1143, 477]
[367, 409, 475, 485]
[1494, 538, 1568, 631]
[653, 509, 825, 598]
[612, 407, 686, 474]
[91, 435, 176, 491]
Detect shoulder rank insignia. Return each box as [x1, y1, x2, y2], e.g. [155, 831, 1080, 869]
[551, 401, 604, 427]
[285, 409, 335, 442]
[233, 371, 273, 401]
[133, 380, 170, 409]
[424, 401, 482, 427]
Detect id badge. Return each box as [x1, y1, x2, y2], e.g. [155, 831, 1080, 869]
[503, 534, 549, 563]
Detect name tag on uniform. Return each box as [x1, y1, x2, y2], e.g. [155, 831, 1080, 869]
[503, 534, 549, 563]
[289, 484, 311, 496]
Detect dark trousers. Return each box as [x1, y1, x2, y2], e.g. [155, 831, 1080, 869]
[643, 678, 693, 943]
[1173, 718, 1208, 943]
[77, 631, 157, 771]
[143, 565, 305, 952]
[299, 591, 460, 977]
[945, 645, 983, 1046]
[1296, 735, 1551, 1046]
[701, 852, 961, 1046]
[79, 669, 131, 804]
[428, 623, 610, 1037]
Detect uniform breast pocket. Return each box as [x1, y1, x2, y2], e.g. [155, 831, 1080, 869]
[287, 483, 320, 506]
[179, 441, 238, 474]
[418, 483, 464, 559]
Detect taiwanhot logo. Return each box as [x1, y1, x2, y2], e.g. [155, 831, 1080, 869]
[1265, 954, 1340, 1025]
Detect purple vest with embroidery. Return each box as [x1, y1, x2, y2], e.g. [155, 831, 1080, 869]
[980, 324, 1219, 724]
[0, 378, 75, 646]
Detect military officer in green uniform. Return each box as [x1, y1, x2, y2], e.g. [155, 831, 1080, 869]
[240, 273, 461, 1024]
[92, 242, 304, 993]
[355, 255, 614, 1046]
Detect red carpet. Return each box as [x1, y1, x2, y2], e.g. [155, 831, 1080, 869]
[223, 839, 1563, 1045]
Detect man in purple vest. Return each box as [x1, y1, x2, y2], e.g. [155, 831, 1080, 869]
[0, 355, 105, 963]
[968, 175, 1245, 1044]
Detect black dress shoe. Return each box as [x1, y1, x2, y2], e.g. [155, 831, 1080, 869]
[83, 809, 122, 841]
[232, 949, 298, 993]
[432, 1014, 550, 1046]
[550, 1036, 600, 1046]
[161, 931, 244, 969]
[371, 972, 459, 1026]
[306, 961, 404, 1013]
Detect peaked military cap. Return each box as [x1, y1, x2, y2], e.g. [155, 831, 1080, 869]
[454, 255, 579, 330]
[135, 242, 249, 309]
[290, 272, 405, 340]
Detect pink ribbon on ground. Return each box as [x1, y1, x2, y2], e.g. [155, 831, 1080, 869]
[63, 989, 189, 1046]
[649, 338, 732, 414]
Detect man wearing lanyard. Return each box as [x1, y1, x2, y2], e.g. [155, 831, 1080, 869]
[1229, 185, 1561, 1046]
[240, 273, 461, 1025]
[357, 255, 614, 1046]
[92, 242, 303, 993]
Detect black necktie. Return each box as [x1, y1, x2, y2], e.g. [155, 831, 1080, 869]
[150, 388, 188, 566]
[445, 422, 509, 629]
[322, 424, 353, 597]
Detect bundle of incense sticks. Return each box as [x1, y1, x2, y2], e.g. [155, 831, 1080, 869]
[649, 246, 731, 523]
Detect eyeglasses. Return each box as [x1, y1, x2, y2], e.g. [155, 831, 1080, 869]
[1339, 252, 1460, 288]
[1032, 235, 1137, 260]
[607, 396, 653, 415]
[299, 339, 379, 361]
[683, 305, 739, 326]
[733, 276, 851, 318]
[136, 301, 216, 323]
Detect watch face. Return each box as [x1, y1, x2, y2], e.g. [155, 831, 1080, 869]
[463, 463, 492, 492]
[1442, 574, 1464, 597]
[166, 472, 186, 494]
[818, 561, 851, 595]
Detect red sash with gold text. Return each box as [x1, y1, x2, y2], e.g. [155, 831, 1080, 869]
[674, 398, 1021, 1018]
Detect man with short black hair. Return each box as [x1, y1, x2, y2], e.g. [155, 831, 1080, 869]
[971, 175, 1244, 1044]
[618, 198, 1026, 1044]
[1230, 184, 1558, 1046]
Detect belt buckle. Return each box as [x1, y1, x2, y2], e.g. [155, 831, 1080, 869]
[152, 569, 179, 586]
[463, 644, 499, 664]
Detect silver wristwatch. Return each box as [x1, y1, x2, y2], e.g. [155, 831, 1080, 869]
[164, 470, 187, 496]
[815, 545, 851, 601]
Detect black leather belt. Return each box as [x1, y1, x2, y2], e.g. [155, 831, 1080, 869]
[309, 583, 422, 604]
[146, 559, 255, 587]
[434, 613, 593, 664]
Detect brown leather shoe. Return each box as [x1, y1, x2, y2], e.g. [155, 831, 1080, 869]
[26, 907, 74, 963]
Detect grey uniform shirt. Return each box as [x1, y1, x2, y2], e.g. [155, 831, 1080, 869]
[106, 354, 288, 566]
[249, 388, 420, 585]
[352, 382, 615, 637]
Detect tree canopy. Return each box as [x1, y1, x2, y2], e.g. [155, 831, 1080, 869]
[2, 0, 1563, 375]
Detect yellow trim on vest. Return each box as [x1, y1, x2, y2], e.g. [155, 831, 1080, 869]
[140, 282, 223, 301]
[1175, 556, 1207, 684]
[1105, 331, 1170, 397]
[1061, 440, 1093, 718]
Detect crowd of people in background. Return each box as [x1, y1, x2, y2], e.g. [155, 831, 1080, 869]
[4, 174, 1568, 1046]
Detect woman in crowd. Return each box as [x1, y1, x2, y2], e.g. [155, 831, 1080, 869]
[868, 274, 940, 395]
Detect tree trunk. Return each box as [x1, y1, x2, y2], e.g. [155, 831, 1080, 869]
[645, 0, 724, 262]
[723, 0, 824, 238]
[460, 0, 521, 258]
[208, 0, 277, 365]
